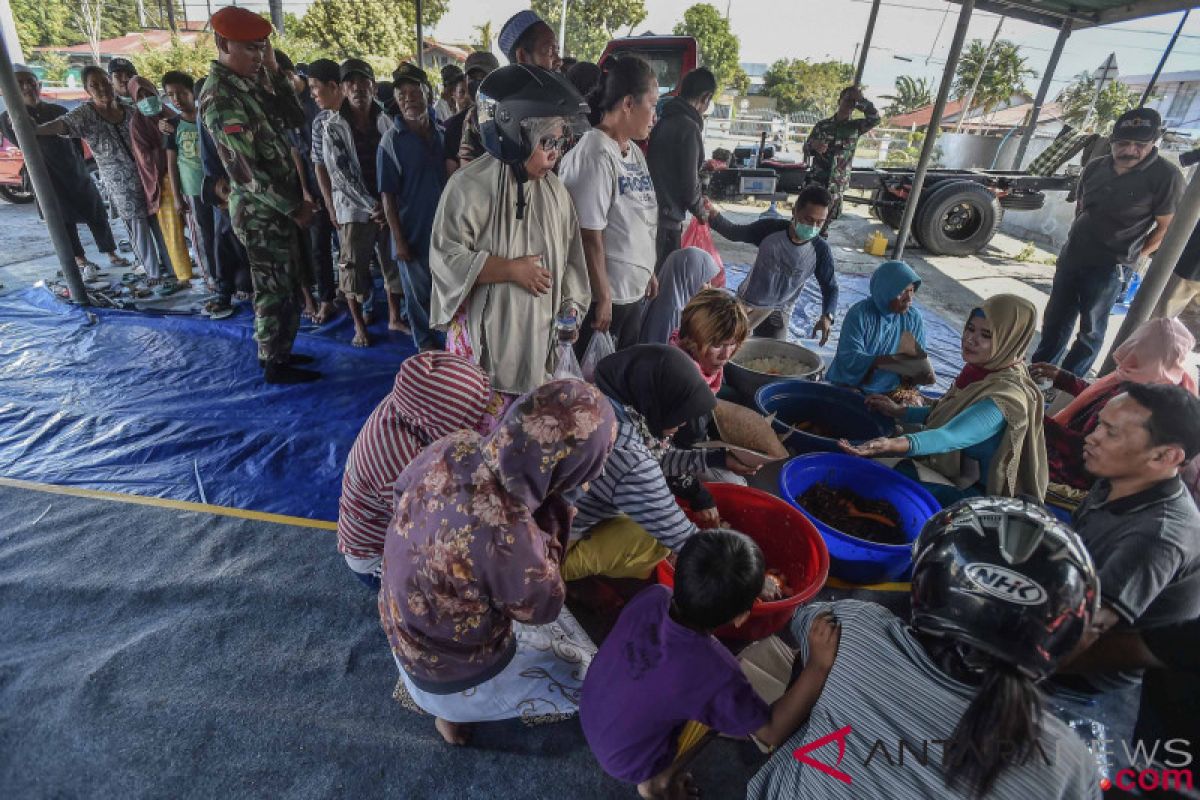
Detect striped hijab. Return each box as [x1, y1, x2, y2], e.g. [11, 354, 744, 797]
[337, 353, 494, 559]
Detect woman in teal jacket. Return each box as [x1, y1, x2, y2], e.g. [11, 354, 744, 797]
[825, 260, 930, 395]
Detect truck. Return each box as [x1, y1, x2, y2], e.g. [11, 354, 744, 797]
[708, 151, 1076, 257]
[599, 34, 1081, 258]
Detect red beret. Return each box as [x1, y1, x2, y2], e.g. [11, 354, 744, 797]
[211, 6, 274, 42]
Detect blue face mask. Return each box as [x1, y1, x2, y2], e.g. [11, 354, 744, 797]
[136, 95, 163, 116]
[792, 221, 821, 241]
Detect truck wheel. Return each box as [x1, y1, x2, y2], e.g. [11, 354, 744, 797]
[871, 188, 908, 230]
[0, 170, 35, 204]
[914, 180, 1001, 256]
[999, 190, 1045, 211]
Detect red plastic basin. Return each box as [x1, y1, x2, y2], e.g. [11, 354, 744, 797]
[657, 483, 830, 641]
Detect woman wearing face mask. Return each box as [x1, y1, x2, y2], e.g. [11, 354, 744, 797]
[563, 345, 759, 582]
[840, 294, 1048, 505]
[36, 66, 168, 284]
[430, 65, 591, 410]
[826, 260, 933, 397]
[560, 56, 660, 353]
[129, 76, 193, 288]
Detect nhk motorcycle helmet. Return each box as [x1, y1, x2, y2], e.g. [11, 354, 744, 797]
[910, 496, 1099, 680]
[476, 64, 589, 166]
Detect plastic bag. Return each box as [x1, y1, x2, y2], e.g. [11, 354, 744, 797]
[681, 216, 726, 288]
[580, 331, 615, 383]
[552, 341, 584, 381]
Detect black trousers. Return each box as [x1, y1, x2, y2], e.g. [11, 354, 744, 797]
[308, 210, 336, 303]
[655, 224, 683, 273]
[575, 297, 647, 358]
[64, 211, 118, 259]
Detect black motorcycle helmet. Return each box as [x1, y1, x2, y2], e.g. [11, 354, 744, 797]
[910, 497, 1099, 681]
[477, 64, 590, 166]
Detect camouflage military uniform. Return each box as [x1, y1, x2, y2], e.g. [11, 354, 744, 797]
[199, 61, 306, 363]
[805, 103, 881, 219]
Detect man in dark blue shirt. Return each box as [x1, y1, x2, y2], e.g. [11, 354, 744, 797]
[378, 64, 448, 351]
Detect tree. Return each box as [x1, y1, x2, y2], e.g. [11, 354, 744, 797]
[132, 35, 217, 81]
[953, 39, 1034, 119]
[673, 3, 739, 90]
[532, 0, 648, 62]
[762, 58, 853, 117]
[880, 75, 932, 118]
[74, 0, 108, 63]
[11, 0, 76, 54]
[296, 0, 449, 62]
[1056, 72, 1141, 134]
[473, 21, 493, 51]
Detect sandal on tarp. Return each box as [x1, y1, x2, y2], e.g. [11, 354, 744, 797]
[120, 272, 141, 286]
[154, 281, 183, 298]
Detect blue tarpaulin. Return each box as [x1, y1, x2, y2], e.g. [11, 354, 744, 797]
[0, 288, 412, 520]
[0, 268, 964, 522]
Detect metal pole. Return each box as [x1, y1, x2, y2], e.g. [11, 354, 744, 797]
[269, 0, 284, 36]
[1011, 16, 1069, 171]
[891, 0, 974, 260]
[0, 38, 89, 304]
[0, 0, 25, 64]
[1101, 165, 1200, 374]
[416, 0, 424, 69]
[1082, 53, 1117, 132]
[854, 0, 881, 86]
[1139, 9, 1188, 108]
[955, 15, 1004, 134]
[560, 0, 569, 57]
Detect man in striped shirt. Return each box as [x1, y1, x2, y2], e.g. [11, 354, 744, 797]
[337, 353, 495, 588]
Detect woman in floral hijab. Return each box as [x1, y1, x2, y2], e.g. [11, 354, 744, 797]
[379, 379, 617, 745]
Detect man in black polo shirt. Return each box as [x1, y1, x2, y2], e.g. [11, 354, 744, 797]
[1065, 384, 1200, 693]
[1031, 108, 1184, 377]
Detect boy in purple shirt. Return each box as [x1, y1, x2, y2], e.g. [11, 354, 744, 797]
[581, 529, 840, 799]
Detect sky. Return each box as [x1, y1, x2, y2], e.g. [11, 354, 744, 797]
[185, 1, 1200, 100]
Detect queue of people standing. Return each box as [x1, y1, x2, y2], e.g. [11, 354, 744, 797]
[12, 3, 1200, 796]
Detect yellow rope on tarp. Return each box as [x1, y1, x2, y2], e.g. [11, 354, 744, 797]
[0, 476, 337, 531]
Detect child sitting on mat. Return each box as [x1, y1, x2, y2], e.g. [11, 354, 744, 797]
[580, 529, 841, 799]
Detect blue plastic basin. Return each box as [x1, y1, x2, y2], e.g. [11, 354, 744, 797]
[779, 453, 941, 583]
[755, 380, 893, 455]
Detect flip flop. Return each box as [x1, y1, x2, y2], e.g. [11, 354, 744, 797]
[155, 281, 182, 297]
[107, 255, 132, 268]
[209, 306, 235, 320]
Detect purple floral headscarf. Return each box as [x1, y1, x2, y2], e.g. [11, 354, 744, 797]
[379, 379, 617, 688]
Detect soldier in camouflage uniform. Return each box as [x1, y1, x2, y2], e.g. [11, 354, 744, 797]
[198, 6, 320, 384]
[804, 86, 881, 233]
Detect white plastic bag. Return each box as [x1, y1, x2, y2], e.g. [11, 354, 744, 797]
[580, 331, 616, 383]
[552, 341, 585, 381]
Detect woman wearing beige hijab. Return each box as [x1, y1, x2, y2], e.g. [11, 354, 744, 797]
[840, 294, 1047, 504]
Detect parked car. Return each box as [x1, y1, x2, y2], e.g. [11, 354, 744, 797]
[0, 88, 103, 206]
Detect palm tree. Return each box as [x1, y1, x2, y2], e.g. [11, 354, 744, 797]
[473, 21, 493, 51]
[954, 40, 1035, 123]
[881, 75, 933, 117]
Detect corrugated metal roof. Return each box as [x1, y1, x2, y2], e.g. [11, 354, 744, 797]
[966, 0, 1198, 29]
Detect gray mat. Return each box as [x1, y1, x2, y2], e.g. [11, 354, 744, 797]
[0, 485, 763, 799]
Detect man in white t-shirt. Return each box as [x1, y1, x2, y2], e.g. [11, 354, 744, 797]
[560, 128, 658, 352]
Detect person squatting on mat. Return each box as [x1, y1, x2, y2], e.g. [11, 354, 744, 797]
[337, 352, 497, 589]
[378, 380, 616, 745]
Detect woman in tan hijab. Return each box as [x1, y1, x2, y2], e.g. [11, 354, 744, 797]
[840, 294, 1047, 504]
